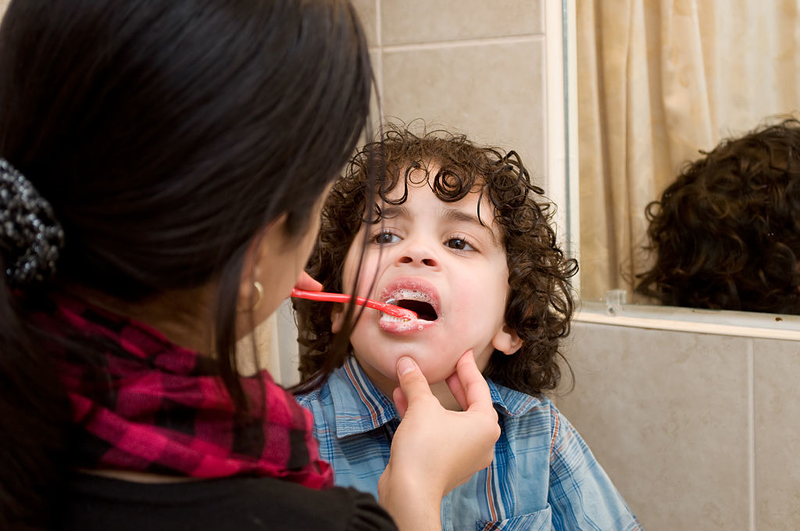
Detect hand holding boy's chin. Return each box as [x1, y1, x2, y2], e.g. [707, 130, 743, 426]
[379, 353, 499, 502]
[354, 341, 493, 410]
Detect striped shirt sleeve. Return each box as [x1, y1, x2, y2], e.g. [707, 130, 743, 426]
[547, 407, 642, 531]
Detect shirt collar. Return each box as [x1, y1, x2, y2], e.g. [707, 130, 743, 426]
[328, 356, 400, 438]
[328, 356, 543, 438]
[488, 378, 543, 417]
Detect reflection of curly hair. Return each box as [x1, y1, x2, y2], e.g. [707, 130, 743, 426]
[294, 124, 578, 396]
[635, 118, 800, 314]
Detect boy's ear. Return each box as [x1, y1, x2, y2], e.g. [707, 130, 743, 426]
[491, 324, 523, 355]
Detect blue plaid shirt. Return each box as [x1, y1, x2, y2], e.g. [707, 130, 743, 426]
[298, 357, 642, 531]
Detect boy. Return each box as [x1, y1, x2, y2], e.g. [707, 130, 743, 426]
[295, 125, 640, 530]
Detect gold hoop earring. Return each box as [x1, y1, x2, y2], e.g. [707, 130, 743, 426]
[252, 281, 264, 311]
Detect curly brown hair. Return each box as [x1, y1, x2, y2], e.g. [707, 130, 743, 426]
[294, 124, 578, 396]
[635, 118, 800, 314]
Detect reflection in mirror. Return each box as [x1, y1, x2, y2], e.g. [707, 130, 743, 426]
[634, 119, 800, 315]
[575, 0, 800, 311]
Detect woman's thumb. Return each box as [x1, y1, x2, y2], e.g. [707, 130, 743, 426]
[394, 357, 431, 413]
[294, 271, 323, 292]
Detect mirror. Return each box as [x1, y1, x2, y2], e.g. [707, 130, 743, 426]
[573, 0, 800, 314]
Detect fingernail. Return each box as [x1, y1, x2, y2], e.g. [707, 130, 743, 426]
[397, 357, 416, 376]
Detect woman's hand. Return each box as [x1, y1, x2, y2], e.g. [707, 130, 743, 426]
[377, 351, 500, 531]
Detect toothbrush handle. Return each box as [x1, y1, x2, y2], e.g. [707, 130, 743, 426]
[290, 289, 417, 320]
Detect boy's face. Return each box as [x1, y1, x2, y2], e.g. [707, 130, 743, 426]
[332, 165, 522, 396]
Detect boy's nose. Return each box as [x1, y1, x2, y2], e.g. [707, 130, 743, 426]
[396, 244, 439, 269]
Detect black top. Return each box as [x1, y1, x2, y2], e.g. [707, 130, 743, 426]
[55, 474, 398, 531]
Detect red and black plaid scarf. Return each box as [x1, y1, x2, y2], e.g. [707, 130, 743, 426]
[33, 294, 332, 489]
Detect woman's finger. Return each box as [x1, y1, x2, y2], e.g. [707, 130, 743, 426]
[445, 350, 473, 411]
[294, 271, 323, 292]
[453, 351, 494, 414]
[392, 386, 409, 417]
[394, 356, 434, 413]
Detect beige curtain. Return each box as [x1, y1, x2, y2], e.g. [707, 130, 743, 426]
[578, 0, 800, 302]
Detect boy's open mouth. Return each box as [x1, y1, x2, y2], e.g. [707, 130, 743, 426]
[386, 298, 438, 321]
[379, 280, 441, 330]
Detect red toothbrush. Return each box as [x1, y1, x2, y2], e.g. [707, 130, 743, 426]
[291, 288, 418, 320]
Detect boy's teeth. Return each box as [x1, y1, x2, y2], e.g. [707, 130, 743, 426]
[381, 312, 409, 322]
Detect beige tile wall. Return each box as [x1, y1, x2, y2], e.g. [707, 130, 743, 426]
[557, 321, 800, 531]
[753, 338, 800, 531]
[353, 0, 548, 183]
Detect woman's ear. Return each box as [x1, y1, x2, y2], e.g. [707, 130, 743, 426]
[238, 213, 290, 315]
[238, 237, 266, 313]
[491, 324, 523, 355]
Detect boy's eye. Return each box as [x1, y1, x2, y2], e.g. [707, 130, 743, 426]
[374, 231, 399, 245]
[445, 238, 474, 251]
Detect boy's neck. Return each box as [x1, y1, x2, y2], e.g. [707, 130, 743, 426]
[427, 380, 463, 411]
[382, 377, 464, 412]
[351, 357, 467, 412]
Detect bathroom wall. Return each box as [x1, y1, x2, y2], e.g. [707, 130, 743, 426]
[556, 319, 800, 531]
[352, 0, 549, 182]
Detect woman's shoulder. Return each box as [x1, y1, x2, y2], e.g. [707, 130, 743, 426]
[56, 473, 397, 531]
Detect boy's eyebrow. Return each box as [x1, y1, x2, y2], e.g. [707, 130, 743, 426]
[441, 208, 500, 245]
[378, 205, 409, 220]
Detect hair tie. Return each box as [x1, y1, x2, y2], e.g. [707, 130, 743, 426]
[0, 159, 64, 286]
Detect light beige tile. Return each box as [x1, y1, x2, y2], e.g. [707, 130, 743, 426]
[368, 49, 383, 128]
[556, 323, 751, 530]
[351, 0, 378, 47]
[348, 50, 383, 150]
[235, 313, 275, 377]
[380, 41, 546, 179]
[381, 0, 543, 46]
[754, 338, 800, 530]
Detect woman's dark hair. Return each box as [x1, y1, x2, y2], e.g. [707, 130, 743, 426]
[294, 124, 578, 395]
[0, 0, 372, 527]
[635, 118, 800, 314]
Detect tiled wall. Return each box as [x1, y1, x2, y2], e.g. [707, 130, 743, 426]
[557, 321, 800, 531]
[352, 0, 549, 182]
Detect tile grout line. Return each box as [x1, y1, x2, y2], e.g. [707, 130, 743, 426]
[748, 338, 756, 531]
[381, 34, 545, 54]
[374, 0, 382, 48]
[374, 0, 383, 113]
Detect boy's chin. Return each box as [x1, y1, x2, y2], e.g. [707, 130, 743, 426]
[412, 361, 460, 386]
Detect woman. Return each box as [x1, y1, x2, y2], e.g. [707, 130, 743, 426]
[0, 1, 499, 529]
